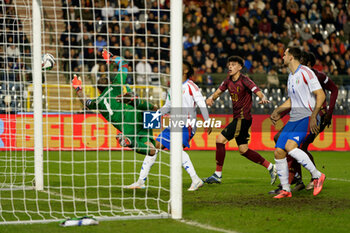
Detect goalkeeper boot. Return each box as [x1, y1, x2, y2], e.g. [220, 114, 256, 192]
[203, 173, 222, 184]
[124, 180, 145, 189]
[116, 133, 131, 147]
[269, 164, 278, 185]
[188, 179, 204, 191]
[273, 190, 292, 199]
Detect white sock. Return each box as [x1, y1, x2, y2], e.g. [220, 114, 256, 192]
[182, 151, 199, 182]
[214, 171, 222, 177]
[275, 158, 290, 192]
[138, 152, 158, 184]
[288, 148, 321, 179]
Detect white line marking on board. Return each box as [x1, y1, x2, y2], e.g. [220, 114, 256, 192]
[179, 219, 240, 233]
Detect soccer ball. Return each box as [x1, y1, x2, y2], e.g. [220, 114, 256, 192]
[42, 53, 55, 70]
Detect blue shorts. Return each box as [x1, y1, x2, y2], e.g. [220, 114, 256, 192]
[156, 127, 194, 150]
[275, 117, 310, 150]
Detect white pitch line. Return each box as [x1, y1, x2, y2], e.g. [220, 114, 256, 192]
[227, 177, 350, 183]
[327, 177, 350, 183]
[179, 219, 240, 233]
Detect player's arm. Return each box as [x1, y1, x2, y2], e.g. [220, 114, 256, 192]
[270, 98, 291, 125]
[104, 51, 156, 110]
[102, 49, 129, 84]
[133, 98, 158, 111]
[310, 88, 326, 134]
[159, 91, 171, 115]
[255, 91, 270, 104]
[72, 75, 97, 109]
[242, 77, 269, 104]
[305, 69, 326, 134]
[191, 86, 212, 134]
[206, 88, 223, 106]
[323, 77, 338, 127]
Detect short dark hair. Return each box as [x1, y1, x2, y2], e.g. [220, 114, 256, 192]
[97, 77, 109, 93]
[227, 56, 244, 67]
[300, 51, 309, 66]
[183, 61, 194, 78]
[288, 47, 302, 61]
[308, 52, 316, 67]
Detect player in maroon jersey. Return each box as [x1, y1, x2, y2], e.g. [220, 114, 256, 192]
[269, 51, 338, 194]
[203, 56, 277, 185]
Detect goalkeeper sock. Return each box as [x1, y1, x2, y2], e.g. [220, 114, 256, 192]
[242, 149, 270, 169]
[182, 151, 199, 182]
[288, 148, 321, 179]
[215, 143, 226, 173]
[138, 152, 158, 184]
[275, 158, 290, 192]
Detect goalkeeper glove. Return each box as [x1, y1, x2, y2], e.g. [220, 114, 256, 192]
[102, 49, 128, 70]
[102, 49, 112, 64]
[72, 75, 82, 92]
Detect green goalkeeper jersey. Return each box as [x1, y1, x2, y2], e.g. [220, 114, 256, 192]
[85, 68, 156, 154]
[86, 72, 143, 131]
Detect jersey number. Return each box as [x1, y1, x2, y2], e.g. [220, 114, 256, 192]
[231, 93, 238, 102]
[104, 98, 113, 115]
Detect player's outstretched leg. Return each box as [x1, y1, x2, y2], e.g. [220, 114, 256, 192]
[182, 151, 204, 191]
[124, 139, 158, 189]
[124, 153, 158, 189]
[239, 145, 277, 185]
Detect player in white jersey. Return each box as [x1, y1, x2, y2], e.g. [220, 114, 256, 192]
[270, 47, 326, 199]
[124, 61, 210, 191]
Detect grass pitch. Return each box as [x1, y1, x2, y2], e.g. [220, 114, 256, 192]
[0, 150, 349, 233]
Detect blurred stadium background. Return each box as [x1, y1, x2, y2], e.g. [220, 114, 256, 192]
[0, 0, 349, 114]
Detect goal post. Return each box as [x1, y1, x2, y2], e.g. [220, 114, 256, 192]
[170, 0, 183, 220]
[32, 0, 44, 191]
[0, 0, 183, 223]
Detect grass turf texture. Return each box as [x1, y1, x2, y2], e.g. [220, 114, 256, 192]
[0, 151, 349, 233]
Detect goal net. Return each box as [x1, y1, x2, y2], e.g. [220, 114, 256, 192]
[0, 0, 180, 223]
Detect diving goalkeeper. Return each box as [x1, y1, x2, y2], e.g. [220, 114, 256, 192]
[72, 53, 157, 156]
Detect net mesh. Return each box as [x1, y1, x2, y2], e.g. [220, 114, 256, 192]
[0, 0, 171, 223]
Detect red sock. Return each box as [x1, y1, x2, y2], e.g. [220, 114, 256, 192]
[287, 155, 295, 184]
[242, 149, 270, 168]
[215, 143, 226, 172]
[292, 158, 302, 178]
